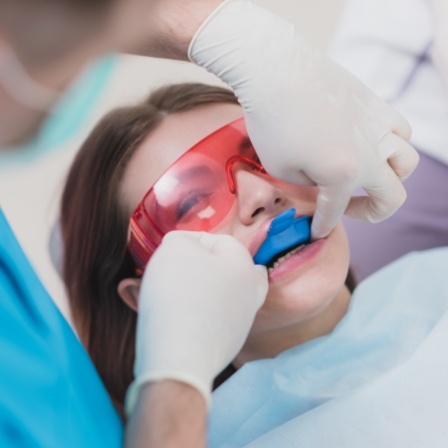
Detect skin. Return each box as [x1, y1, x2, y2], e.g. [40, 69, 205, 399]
[118, 102, 352, 369]
[126, 381, 207, 448]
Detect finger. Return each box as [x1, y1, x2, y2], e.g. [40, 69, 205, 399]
[345, 165, 407, 223]
[311, 185, 351, 240]
[162, 230, 208, 246]
[162, 231, 223, 257]
[170, 232, 267, 304]
[186, 232, 253, 264]
[387, 106, 412, 141]
[164, 231, 254, 264]
[254, 265, 269, 307]
[211, 236, 254, 263]
[380, 132, 419, 181]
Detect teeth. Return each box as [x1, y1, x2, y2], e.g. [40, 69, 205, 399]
[267, 244, 306, 273]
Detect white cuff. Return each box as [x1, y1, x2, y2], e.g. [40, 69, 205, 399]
[125, 371, 211, 416]
[187, 0, 237, 63]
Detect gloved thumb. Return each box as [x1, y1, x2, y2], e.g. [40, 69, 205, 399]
[254, 264, 269, 307]
[311, 185, 351, 239]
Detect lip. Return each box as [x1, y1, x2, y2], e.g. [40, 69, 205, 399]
[248, 218, 278, 258]
[267, 237, 326, 283]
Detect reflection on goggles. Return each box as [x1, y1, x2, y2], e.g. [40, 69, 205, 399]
[128, 117, 266, 272]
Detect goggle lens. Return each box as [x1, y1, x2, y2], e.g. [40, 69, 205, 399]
[129, 117, 265, 271]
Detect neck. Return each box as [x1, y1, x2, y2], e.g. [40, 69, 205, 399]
[234, 285, 351, 368]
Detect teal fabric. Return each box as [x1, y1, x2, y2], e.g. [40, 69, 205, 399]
[0, 54, 116, 169]
[0, 209, 123, 447]
[209, 247, 448, 447]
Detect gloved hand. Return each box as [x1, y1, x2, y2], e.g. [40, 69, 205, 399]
[126, 231, 268, 414]
[189, 0, 419, 239]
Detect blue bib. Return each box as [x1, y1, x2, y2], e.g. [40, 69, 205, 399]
[209, 247, 448, 447]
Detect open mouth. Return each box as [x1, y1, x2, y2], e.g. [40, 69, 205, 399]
[266, 241, 309, 272]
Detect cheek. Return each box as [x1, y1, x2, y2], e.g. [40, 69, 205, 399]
[211, 204, 245, 238]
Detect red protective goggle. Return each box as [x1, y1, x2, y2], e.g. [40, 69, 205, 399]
[128, 117, 267, 273]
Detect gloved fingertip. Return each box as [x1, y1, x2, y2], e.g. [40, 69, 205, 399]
[254, 265, 268, 305]
[163, 230, 209, 246]
[254, 264, 268, 278]
[310, 223, 330, 241]
[161, 230, 184, 242]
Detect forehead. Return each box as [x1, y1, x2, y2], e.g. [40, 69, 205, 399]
[120, 102, 243, 214]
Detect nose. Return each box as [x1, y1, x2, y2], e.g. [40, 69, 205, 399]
[233, 167, 286, 225]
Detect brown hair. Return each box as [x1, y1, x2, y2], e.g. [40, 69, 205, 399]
[60, 83, 240, 418]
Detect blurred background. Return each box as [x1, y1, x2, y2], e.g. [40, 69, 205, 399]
[0, 0, 347, 321]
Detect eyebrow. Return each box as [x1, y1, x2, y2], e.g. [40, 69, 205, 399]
[169, 135, 254, 184]
[175, 165, 214, 183]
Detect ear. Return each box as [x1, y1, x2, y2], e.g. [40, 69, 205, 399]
[117, 278, 142, 312]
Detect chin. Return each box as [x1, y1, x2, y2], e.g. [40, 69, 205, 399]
[254, 255, 350, 332]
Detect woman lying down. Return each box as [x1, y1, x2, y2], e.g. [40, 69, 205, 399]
[60, 83, 448, 447]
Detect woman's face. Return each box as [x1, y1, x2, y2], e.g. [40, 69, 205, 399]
[121, 103, 350, 337]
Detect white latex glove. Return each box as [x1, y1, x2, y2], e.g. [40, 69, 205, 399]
[189, 0, 419, 239]
[125, 231, 268, 414]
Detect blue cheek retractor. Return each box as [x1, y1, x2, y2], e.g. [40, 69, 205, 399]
[253, 208, 311, 266]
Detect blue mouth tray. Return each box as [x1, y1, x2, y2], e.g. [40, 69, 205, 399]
[253, 208, 311, 266]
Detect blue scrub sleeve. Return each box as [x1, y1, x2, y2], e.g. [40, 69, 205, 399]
[0, 210, 123, 447]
